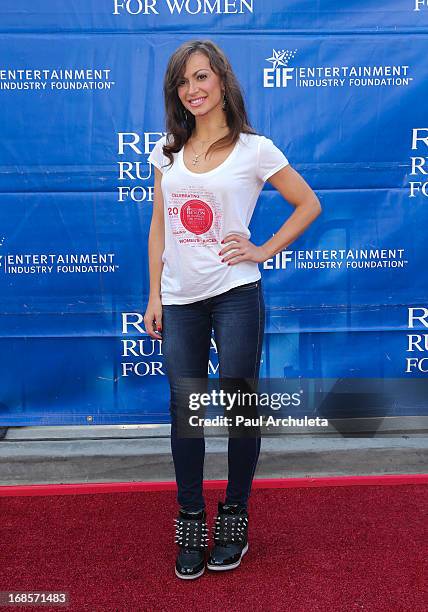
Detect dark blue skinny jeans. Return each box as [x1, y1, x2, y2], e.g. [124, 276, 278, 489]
[161, 280, 265, 512]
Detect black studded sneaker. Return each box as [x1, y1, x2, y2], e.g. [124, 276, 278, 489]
[174, 508, 209, 580]
[206, 501, 249, 571]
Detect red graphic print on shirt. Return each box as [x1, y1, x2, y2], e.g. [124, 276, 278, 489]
[168, 187, 223, 247]
[180, 199, 213, 235]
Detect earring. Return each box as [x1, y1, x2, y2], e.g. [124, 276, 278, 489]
[183, 107, 188, 122]
[222, 93, 227, 111]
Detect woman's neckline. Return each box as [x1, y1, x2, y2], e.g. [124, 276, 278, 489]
[179, 133, 241, 177]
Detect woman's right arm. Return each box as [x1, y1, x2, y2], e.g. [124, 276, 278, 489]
[144, 165, 164, 339]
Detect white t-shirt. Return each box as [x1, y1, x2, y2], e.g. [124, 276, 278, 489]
[147, 132, 289, 305]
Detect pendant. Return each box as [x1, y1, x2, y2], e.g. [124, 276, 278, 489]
[192, 155, 199, 165]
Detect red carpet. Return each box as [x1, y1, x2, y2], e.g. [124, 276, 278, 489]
[1, 479, 426, 611]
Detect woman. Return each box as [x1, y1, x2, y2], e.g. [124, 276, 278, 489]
[144, 39, 321, 580]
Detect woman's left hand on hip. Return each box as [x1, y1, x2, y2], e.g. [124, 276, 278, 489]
[218, 234, 268, 265]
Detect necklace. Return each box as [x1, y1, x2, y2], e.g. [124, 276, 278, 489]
[188, 130, 229, 165]
[188, 138, 215, 166]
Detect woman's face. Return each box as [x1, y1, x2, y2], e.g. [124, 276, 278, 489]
[177, 52, 224, 117]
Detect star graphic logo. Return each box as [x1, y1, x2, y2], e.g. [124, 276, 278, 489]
[265, 48, 297, 70]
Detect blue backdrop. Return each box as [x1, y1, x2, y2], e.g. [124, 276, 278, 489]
[1, 0, 427, 425]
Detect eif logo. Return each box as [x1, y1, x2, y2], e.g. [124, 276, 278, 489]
[263, 49, 297, 88]
[414, 0, 428, 10]
[264, 251, 293, 270]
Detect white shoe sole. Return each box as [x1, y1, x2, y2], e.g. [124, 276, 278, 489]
[175, 565, 205, 580]
[206, 543, 249, 571]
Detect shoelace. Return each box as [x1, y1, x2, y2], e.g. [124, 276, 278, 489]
[213, 513, 248, 545]
[174, 517, 209, 550]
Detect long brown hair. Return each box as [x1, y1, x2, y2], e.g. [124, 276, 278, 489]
[161, 39, 259, 170]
